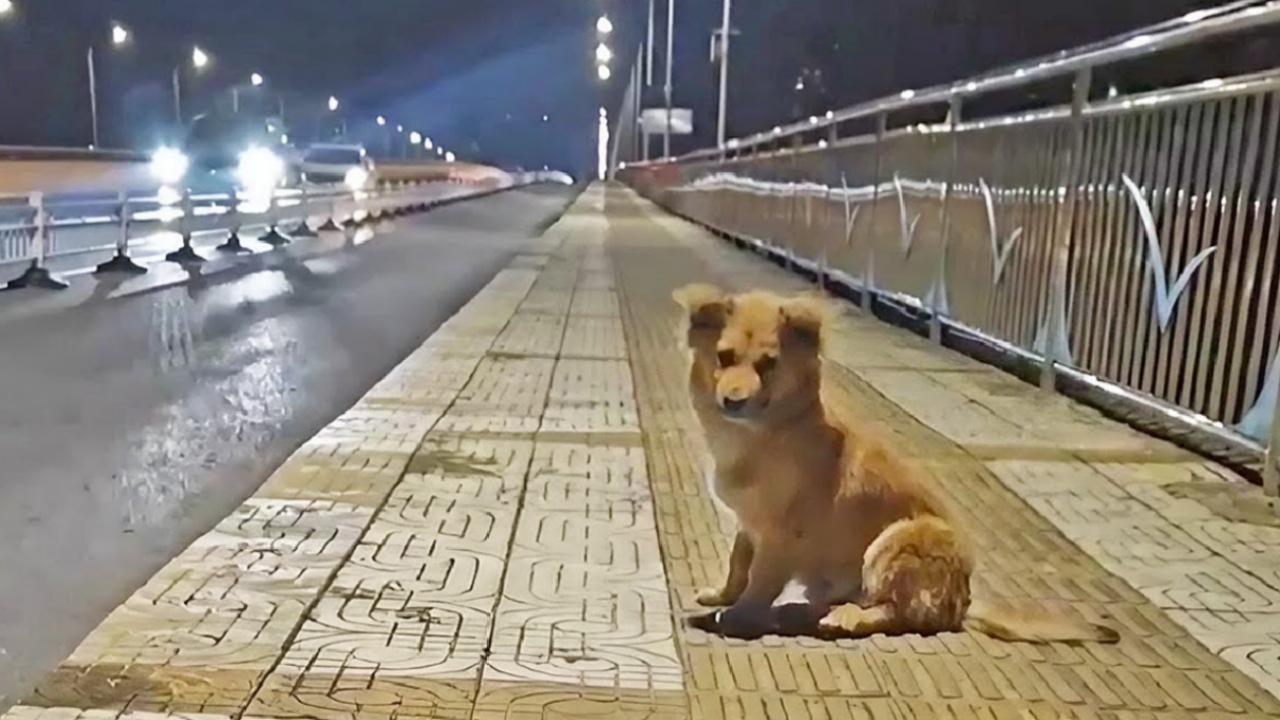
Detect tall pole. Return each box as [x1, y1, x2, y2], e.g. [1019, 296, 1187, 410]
[87, 46, 100, 148]
[172, 66, 182, 125]
[716, 0, 732, 147]
[663, 0, 674, 159]
[232, 86, 240, 114]
[646, 0, 655, 86]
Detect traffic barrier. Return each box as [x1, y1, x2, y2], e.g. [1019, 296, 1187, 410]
[0, 174, 524, 290]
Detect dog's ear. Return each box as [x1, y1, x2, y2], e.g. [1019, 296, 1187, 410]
[673, 283, 731, 331]
[779, 292, 830, 352]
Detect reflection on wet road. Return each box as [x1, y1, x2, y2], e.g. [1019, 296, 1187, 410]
[0, 184, 576, 708]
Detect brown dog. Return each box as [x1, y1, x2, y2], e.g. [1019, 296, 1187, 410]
[673, 283, 1120, 644]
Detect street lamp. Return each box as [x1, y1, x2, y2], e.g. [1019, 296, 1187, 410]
[234, 72, 265, 113]
[596, 16, 613, 34]
[376, 116, 386, 126]
[445, 151, 455, 162]
[597, 65, 611, 81]
[423, 137, 433, 150]
[409, 131, 422, 144]
[88, 22, 131, 148]
[328, 95, 339, 112]
[595, 43, 612, 63]
[173, 46, 211, 124]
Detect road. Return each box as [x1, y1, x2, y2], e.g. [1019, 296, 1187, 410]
[0, 183, 577, 709]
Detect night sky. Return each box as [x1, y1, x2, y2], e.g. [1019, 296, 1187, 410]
[0, 1, 1245, 177]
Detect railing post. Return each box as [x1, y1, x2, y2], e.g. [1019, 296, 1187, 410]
[319, 184, 341, 231]
[259, 187, 290, 246]
[861, 113, 888, 312]
[930, 95, 962, 344]
[1039, 67, 1092, 391]
[217, 187, 249, 253]
[5, 192, 68, 290]
[1265, 384, 1280, 500]
[291, 182, 319, 237]
[95, 190, 146, 274]
[165, 187, 206, 264]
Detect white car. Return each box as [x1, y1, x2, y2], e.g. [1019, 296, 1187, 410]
[299, 143, 375, 190]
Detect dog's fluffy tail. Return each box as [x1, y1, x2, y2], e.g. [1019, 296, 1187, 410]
[963, 599, 1119, 645]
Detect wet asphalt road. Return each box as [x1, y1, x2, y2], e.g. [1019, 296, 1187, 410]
[0, 184, 577, 708]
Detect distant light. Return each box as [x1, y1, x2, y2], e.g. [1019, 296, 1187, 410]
[599, 106, 607, 117]
[436, 147, 443, 156]
[818, 139, 828, 149]
[396, 124, 404, 132]
[423, 137, 433, 150]
[595, 43, 612, 63]
[250, 72, 264, 86]
[445, 151, 456, 162]
[542, 114, 549, 122]
[409, 131, 422, 144]
[192, 46, 209, 69]
[1107, 84, 1119, 98]
[597, 65, 612, 81]
[111, 24, 129, 46]
[899, 89, 916, 100]
[328, 95, 340, 112]
[280, 133, 289, 145]
[596, 16, 613, 34]
[0, 1, 14, 16]
[376, 115, 386, 126]
[809, 115, 819, 124]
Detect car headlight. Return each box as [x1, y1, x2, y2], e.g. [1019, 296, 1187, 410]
[236, 147, 285, 190]
[344, 166, 370, 190]
[149, 147, 189, 185]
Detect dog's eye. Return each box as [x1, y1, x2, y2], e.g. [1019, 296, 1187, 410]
[755, 355, 777, 376]
[717, 349, 736, 368]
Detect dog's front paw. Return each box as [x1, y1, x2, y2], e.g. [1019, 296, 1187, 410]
[715, 603, 772, 640]
[695, 587, 734, 607]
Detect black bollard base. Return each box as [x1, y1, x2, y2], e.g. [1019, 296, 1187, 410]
[217, 231, 251, 253]
[94, 252, 147, 275]
[318, 217, 341, 231]
[165, 243, 206, 264]
[5, 262, 69, 291]
[291, 220, 319, 238]
[259, 227, 290, 246]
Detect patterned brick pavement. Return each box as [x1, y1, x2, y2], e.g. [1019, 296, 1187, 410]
[6, 184, 1280, 720]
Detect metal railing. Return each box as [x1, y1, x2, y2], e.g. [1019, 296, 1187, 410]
[622, 0, 1280, 497]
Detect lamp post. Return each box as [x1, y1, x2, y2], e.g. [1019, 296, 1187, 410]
[173, 45, 210, 125]
[663, 0, 674, 158]
[232, 71, 264, 114]
[716, 0, 732, 147]
[88, 22, 130, 148]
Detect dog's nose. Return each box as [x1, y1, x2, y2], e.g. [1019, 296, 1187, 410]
[722, 397, 747, 413]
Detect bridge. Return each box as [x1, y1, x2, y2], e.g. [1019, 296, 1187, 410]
[3, 3, 1280, 720]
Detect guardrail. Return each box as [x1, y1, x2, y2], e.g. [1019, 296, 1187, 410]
[621, 0, 1280, 498]
[0, 174, 518, 291]
[0, 145, 149, 163]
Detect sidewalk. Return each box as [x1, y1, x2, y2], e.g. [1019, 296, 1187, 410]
[6, 184, 1280, 720]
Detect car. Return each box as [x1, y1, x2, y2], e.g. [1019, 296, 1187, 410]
[299, 143, 375, 190]
[148, 111, 292, 193]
